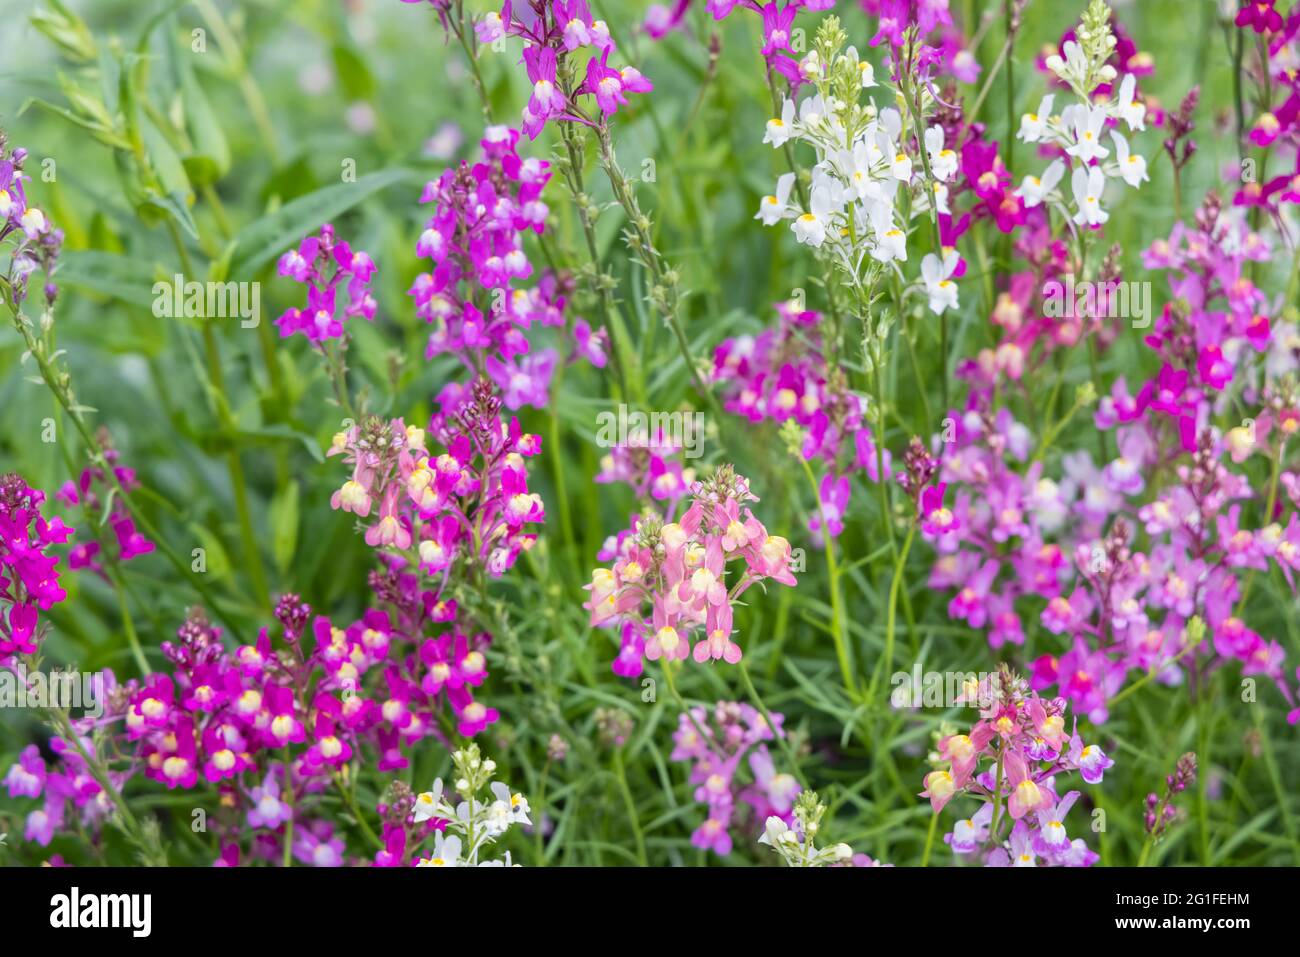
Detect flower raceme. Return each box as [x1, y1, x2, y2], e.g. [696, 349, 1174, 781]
[921, 667, 1112, 867]
[670, 701, 799, 856]
[0, 140, 61, 308]
[755, 19, 964, 317]
[4, 591, 505, 863]
[0, 474, 71, 659]
[408, 126, 566, 407]
[276, 224, 377, 342]
[1014, 0, 1152, 230]
[327, 391, 544, 582]
[585, 466, 797, 672]
[476, 1, 652, 138]
[411, 744, 530, 866]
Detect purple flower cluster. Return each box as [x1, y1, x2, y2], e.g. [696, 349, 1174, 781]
[478, 1, 653, 138]
[0, 474, 71, 660]
[921, 193, 1299, 724]
[4, 589, 493, 862]
[409, 126, 561, 410]
[276, 224, 378, 342]
[922, 668, 1110, 867]
[670, 701, 800, 856]
[57, 435, 155, 574]
[0, 139, 62, 306]
[594, 428, 694, 507]
[328, 386, 544, 582]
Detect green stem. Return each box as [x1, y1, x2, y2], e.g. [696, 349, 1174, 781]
[796, 455, 853, 696]
[921, 805, 939, 866]
[168, 220, 272, 612]
[557, 116, 634, 401]
[110, 566, 151, 675]
[45, 705, 166, 864]
[612, 748, 648, 866]
[451, 0, 493, 123]
[1106, 638, 1201, 710]
[988, 745, 1007, 845]
[738, 656, 807, 788]
[1253, 705, 1300, 865]
[282, 747, 295, 867]
[871, 524, 915, 704]
[336, 770, 383, 851]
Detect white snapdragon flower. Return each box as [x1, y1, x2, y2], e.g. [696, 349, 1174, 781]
[1116, 74, 1146, 130]
[792, 185, 836, 247]
[1066, 105, 1110, 162]
[1017, 94, 1055, 143]
[921, 250, 960, 314]
[764, 97, 797, 148]
[1110, 131, 1149, 187]
[890, 150, 913, 181]
[841, 141, 880, 202]
[757, 815, 800, 850]
[925, 126, 957, 181]
[1044, 40, 1088, 86]
[755, 173, 797, 225]
[796, 93, 836, 137]
[868, 201, 907, 263]
[412, 779, 446, 822]
[799, 49, 821, 83]
[931, 181, 951, 215]
[416, 833, 462, 867]
[491, 781, 533, 826]
[1071, 166, 1109, 226]
[1016, 158, 1066, 208]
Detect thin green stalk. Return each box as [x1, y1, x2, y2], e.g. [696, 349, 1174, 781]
[282, 746, 295, 867]
[1004, 0, 1016, 176]
[546, 356, 578, 569]
[1106, 638, 1201, 710]
[967, 29, 1015, 123]
[869, 524, 915, 704]
[451, 0, 493, 123]
[1196, 690, 1211, 865]
[324, 338, 357, 422]
[1252, 705, 1300, 865]
[737, 656, 807, 788]
[336, 770, 383, 851]
[612, 748, 648, 866]
[871, 355, 898, 554]
[44, 704, 166, 865]
[110, 567, 150, 675]
[921, 805, 939, 866]
[556, 116, 635, 402]
[988, 745, 1007, 845]
[796, 454, 853, 696]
